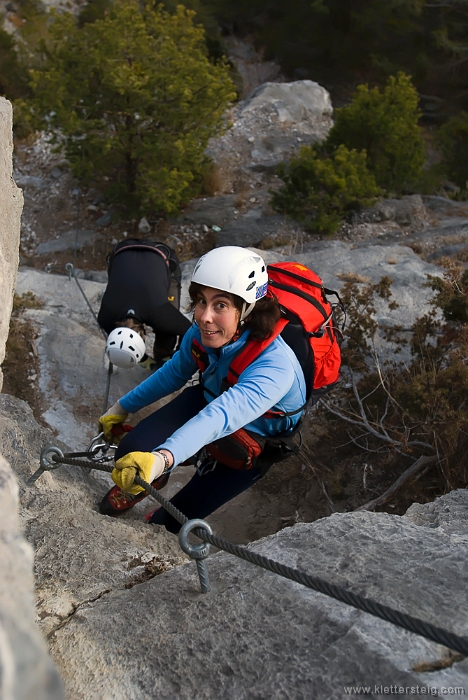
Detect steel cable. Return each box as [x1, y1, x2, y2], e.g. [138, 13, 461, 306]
[50, 453, 468, 656]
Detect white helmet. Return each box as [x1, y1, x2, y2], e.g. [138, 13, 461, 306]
[105, 327, 146, 369]
[191, 246, 268, 319]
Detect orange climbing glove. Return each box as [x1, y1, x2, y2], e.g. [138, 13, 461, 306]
[112, 451, 167, 495]
[98, 401, 128, 443]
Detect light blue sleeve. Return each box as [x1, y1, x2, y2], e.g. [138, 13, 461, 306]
[119, 326, 198, 414]
[159, 345, 298, 466]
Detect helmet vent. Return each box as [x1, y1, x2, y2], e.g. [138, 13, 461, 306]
[248, 271, 255, 278]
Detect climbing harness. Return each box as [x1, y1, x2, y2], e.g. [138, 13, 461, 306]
[29, 444, 468, 657]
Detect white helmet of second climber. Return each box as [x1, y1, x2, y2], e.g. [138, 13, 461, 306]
[191, 246, 268, 305]
[105, 327, 146, 369]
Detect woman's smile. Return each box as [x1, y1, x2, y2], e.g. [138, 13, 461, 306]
[194, 287, 240, 348]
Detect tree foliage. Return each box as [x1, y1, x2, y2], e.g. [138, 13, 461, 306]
[0, 24, 28, 99]
[271, 73, 426, 233]
[30, 1, 236, 216]
[207, 0, 426, 80]
[326, 73, 425, 194]
[207, 0, 468, 113]
[436, 111, 468, 191]
[271, 144, 381, 235]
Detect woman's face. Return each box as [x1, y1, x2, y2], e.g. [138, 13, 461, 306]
[194, 287, 240, 349]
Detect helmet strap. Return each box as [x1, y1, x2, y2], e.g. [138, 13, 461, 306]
[240, 301, 255, 322]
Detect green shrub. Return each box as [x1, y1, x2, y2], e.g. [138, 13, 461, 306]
[30, 1, 236, 217]
[436, 111, 468, 190]
[326, 72, 425, 194]
[271, 144, 381, 235]
[0, 24, 29, 99]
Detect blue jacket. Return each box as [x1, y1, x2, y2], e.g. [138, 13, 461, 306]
[119, 324, 306, 467]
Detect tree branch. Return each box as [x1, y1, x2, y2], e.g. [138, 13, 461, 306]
[355, 455, 439, 511]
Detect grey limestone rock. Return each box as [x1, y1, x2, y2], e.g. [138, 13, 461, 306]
[46, 492, 468, 700]
[0, 97, 23, 392]
[36, 229, 102, 255]
[243, 80, 333, 121]
[0, 444, 63, 700]
[404, 490, 468, 535]
[354, 195, 428, 229]
[174, 194, 239, 228]
[0, 394, 186, 642]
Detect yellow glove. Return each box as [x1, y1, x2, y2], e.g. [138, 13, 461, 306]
[112, 451, 166, 495]
[98, 401, 128, 442]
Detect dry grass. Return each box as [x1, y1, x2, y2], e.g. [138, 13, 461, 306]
[200, 162, 224, 197]
[336, 272, 371, 283]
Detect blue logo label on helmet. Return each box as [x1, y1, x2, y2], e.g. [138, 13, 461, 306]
[256, 282, 268, 299]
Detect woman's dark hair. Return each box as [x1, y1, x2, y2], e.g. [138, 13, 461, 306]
[188, 282, 280, 341]
[244, 294, 281, 340]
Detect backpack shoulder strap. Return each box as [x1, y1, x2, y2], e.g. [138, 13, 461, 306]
[227, 318, 288, 386]
[111, 241, 170, 268]
[191, 337, 208, 373]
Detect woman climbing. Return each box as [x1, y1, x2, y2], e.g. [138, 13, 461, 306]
[98, 238, 191, 370]
[97, 246, 306, 532]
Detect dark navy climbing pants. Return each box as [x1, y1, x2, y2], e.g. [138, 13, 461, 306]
[115, 385, 262, 534]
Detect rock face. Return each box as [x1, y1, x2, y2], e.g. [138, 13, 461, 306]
[0, 395, 186, 639]
[0, 96, 62, 700]
[0, 97, 23, 392]
[243, 80, 333, 121]
[0, 418, 63, 699]
[2, 391, 467, 700]
[206, 80, 333, 194]
[46, 490, 468, 699]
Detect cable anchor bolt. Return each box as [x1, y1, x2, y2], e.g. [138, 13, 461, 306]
[27, 445, 64, 486]
[178, 519, 212, 594]
[65, 262, 74, 281]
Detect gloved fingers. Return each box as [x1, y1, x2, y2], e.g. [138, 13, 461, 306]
[111, 465, 139, 494]
[98, 413, 127, 443]
[113, 452, 165, 495]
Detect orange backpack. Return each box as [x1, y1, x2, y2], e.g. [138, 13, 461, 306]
[263, 261, 344, 405]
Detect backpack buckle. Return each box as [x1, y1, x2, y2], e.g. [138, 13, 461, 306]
[309, 328, 325, 338]
[195, 449, 218, 476]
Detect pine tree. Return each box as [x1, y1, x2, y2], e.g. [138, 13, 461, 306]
[30, 1, 236, 216]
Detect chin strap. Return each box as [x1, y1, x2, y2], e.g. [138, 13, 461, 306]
[240, 301, 255, 322]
